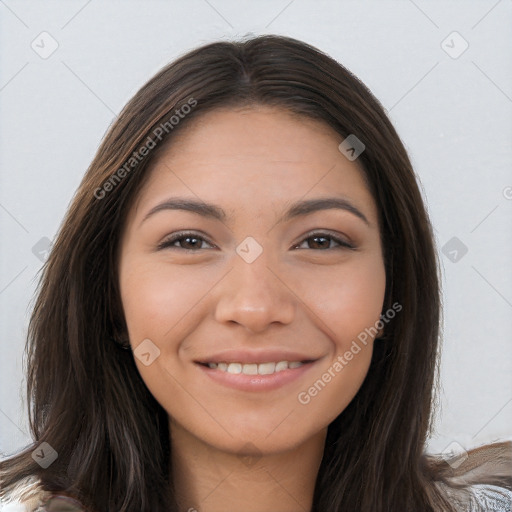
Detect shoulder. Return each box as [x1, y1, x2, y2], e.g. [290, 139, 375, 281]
[0, 475, 50, 512]
[1, 495, 85, 512]
[426, 440, 512, 510]
[465, 484, 511, 511]
[440, 482, 512, 512]
[0, 476, 84, 512]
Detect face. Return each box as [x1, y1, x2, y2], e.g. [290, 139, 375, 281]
[118, 106, 386, 456]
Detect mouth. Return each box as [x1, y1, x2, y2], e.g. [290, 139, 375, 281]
[196, 359, 314, 376]
[194, 354, 319, 392]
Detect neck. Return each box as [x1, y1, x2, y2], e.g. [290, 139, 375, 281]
[170, 422, 327, 512]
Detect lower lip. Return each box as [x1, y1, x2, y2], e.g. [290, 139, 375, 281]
[195, 362, 316, 392]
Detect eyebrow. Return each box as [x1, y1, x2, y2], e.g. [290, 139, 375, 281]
[140, 196, 370, 227]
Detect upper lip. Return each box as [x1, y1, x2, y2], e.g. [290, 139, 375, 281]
[195, 349, 320, 365]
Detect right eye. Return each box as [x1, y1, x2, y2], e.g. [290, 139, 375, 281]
[293, 232, 356, 251]
[157, 231, 216, 251]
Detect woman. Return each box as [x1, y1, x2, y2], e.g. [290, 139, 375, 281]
[0, 34, 510, 512]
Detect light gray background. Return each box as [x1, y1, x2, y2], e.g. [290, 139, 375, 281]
[1, 0, 511, 460]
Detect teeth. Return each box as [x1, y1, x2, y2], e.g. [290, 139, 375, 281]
[242, 363, 258, 375]
[258, 362, 275, 375]
[275, 361, 289, 372]
[227, 363, 242, 374]
[205, 360, 305, 375]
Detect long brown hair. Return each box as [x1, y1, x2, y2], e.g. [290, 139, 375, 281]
[1, 34, 510, 512]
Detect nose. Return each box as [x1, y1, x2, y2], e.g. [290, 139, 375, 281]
[214, 251, 296, 334]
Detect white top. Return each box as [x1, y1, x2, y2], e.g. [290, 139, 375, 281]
[464, 484, 512, 511]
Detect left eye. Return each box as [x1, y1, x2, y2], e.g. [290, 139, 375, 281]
[293, 233, 355, 250]
[157, 232, 215, 251]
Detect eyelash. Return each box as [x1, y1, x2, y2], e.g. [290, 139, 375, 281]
[157, 231, 356, 252]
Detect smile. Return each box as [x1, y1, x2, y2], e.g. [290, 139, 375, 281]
[196, 359, 317, 392]
[201, 360, 305, 375]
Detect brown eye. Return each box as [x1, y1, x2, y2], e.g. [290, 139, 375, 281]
[294, 232, 355, 251]
[158, 232, 214, 251]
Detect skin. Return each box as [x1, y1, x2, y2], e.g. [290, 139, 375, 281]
[118, 106, 386, 512]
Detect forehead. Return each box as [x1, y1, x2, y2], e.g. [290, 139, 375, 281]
[154, 105, 350, 170]
[129, 106, 378, 225]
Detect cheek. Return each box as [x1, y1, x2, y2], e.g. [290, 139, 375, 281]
[279, 254, 386, 421]
[293, 264, 384, 422]
[119, 259, 216, 344]
[295, 347, 373, 433]
[291, 253, 387, 347]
